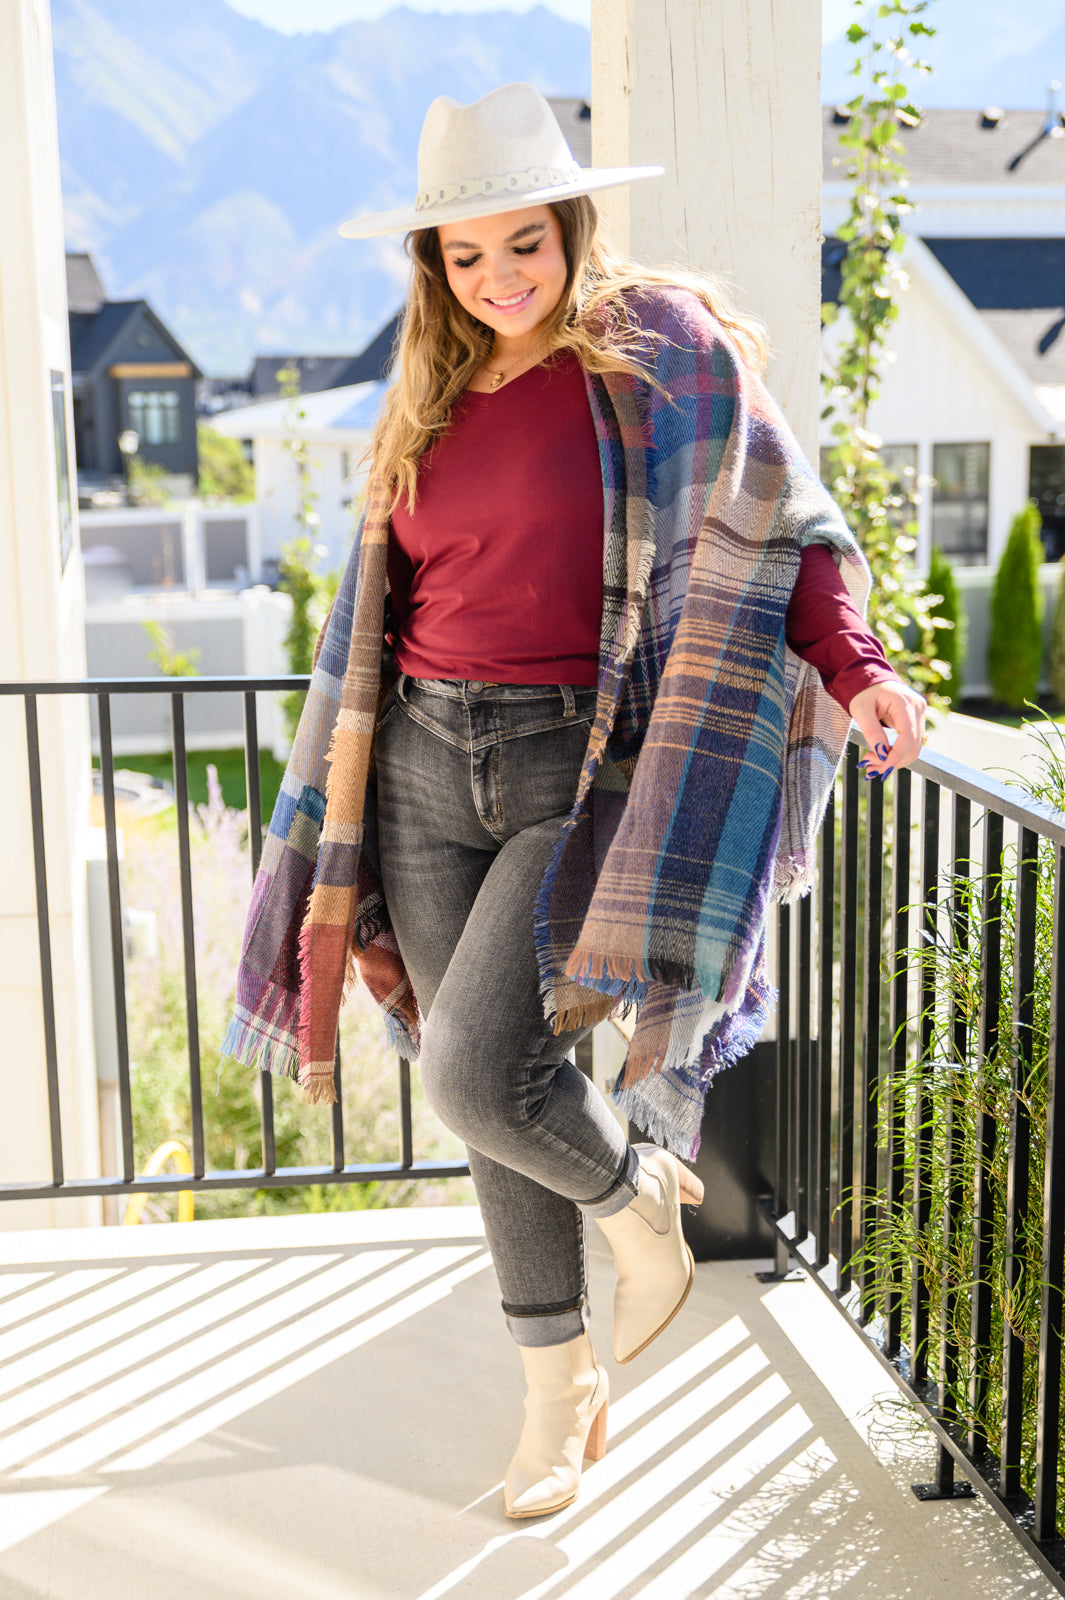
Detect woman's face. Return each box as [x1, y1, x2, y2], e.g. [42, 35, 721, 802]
[436, 204, 568, 348]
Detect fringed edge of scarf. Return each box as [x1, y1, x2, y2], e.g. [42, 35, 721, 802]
[221, 1007, 301, 1083]
[612, 978, 779, 1160]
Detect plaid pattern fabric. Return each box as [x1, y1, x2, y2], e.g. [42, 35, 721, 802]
[225, 286, 868, 1152]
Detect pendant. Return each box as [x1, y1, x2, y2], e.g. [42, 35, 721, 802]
[488, 370, 505, 390]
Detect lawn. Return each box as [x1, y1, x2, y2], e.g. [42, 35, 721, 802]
[95, 746, 286, 822]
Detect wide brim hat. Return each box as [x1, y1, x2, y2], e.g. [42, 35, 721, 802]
[338, 81, 663, 239]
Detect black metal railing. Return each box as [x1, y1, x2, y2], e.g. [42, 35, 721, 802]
[0, 676, 468, 1206]
[770, 733, 1065, 1593]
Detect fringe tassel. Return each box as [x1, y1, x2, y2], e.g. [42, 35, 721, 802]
[221, 1015, 301, 1083]
[613, 1080, 704, 1162]
[296, 1067, 338, 1106]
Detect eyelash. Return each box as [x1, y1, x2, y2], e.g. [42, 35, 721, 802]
[452, 242, 541, 270]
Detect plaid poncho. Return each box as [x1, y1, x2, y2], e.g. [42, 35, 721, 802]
[224, 286, 868, 1158]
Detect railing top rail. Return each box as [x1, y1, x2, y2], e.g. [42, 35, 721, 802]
[0, 675, 312, 696]
[4, 679, 1065, 847]
[848, 728, 1065, 847]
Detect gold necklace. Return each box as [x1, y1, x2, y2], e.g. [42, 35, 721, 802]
[483, 347, 544, 391]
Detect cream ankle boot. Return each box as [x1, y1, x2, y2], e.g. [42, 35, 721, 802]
[503, 1333, 609, 1518]
[596, 1143, 704, 1364]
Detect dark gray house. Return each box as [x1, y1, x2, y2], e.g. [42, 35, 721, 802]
[67, 254, 202, 491]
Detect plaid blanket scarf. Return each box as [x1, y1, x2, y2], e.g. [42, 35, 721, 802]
[224, 286, 868, 1158]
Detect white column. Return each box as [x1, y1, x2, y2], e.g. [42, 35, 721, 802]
[0, 0, 100, 1226]
[591, 0, 824, 456]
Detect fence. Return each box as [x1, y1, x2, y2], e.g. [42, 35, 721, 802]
[0, 675, 468, 1212]
[769, 735, 1065, 1592]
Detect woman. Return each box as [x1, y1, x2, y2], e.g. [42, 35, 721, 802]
[226, 83, 926, 1520]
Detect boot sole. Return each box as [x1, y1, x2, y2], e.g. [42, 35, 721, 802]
[616, 1244, 696, 1365]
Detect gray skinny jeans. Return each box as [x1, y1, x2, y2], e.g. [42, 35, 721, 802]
[374, 675, 640, 1347]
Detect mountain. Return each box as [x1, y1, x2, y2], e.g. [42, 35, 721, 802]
[53, 0, 591, 373]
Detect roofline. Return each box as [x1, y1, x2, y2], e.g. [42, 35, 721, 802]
[824, 180, 1065, 202]
[902, 235, 1061, 436]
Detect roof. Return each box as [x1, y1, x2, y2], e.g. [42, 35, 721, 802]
[825, 235, 1065, 388]
[547, 97, 592, 168]
[65, 253, 107, 314]
[250, 312, 404, 398]
[68, 299, 203, 380]
[208, 379, 387, 440]
[69, 301, 144, 372]
[823, 106, 1065, 186]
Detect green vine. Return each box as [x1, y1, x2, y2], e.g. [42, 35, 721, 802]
[822, 0, 946, 703]
[276, 363, 331, 743]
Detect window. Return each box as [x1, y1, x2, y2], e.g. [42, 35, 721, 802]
[127, 390, 181, 446]
[1029, 446, 1065, 561]
[932, 443, 990, 566]
[819, 443, 918, 529]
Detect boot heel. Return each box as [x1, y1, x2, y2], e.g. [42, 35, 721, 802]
[678, 1166, 704, 1207]
[583, 1400, 608, 1463]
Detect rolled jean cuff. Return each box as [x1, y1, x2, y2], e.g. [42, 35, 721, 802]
[504, 1300, 588, 1348]
[578, 1143, 640, 1221]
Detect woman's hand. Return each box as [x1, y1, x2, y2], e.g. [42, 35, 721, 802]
[848, 679, 927, 778]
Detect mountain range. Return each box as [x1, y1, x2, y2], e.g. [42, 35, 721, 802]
[57, 0, 1065, 376]
[53, 0, 591, 374]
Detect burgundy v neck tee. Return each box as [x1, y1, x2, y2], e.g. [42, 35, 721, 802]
[388, 354, 605, 685]
[386, 350, 897, 709]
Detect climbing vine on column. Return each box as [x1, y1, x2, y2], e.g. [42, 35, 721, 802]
[822, 0, 946, 699]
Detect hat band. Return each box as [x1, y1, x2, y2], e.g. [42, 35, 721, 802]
[414, 162, 582, 214]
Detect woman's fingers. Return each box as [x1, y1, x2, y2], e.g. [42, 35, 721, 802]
[849, 679, 927, 777]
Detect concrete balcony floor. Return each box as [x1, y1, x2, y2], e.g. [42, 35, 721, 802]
[0, 1206, 1057, 1600]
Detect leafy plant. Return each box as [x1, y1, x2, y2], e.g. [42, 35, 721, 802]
[924, 544, 965, 706]
[127, 454, 171, 508]
[988, 503, 1045, 708]
[143, 619, 200, 678]
[821, 0, 943, 702]
[197, 423, 254, 502]
[849, 709, 1065, 1497]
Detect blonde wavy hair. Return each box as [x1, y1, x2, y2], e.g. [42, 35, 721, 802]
[370, 195, 768, 509]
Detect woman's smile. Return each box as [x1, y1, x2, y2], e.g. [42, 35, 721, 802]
[437, 204, 568, 356]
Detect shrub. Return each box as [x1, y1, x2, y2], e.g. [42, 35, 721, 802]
[197, 424, 254, 502]
[925, 545, 966, 707]
[988, 503, 1045, 708]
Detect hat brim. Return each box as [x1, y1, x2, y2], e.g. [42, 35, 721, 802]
[337, 165, 664, 239]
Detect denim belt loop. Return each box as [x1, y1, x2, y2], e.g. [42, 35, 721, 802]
[396, 671, 409, 703]
[560, 684, 576, 718]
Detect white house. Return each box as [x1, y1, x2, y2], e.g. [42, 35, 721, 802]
[821, 105, 1065, 570]
[208, 381, 385, 573]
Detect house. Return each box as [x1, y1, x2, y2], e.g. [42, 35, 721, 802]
[821, 105, 1065, 568]
[67, 253, 202, 497]
[206, 379, 386, 572]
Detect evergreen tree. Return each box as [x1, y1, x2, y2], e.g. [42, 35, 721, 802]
[925, 545, 965, 708]
[988, 503, 1045, 708]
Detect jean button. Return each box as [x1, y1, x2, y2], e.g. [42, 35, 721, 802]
[468, 680, 484, 694]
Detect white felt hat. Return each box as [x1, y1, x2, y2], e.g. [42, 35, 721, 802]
[337, 81, 663, 239]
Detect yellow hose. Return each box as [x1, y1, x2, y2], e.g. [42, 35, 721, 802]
[123, 1140, 195, 1224]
